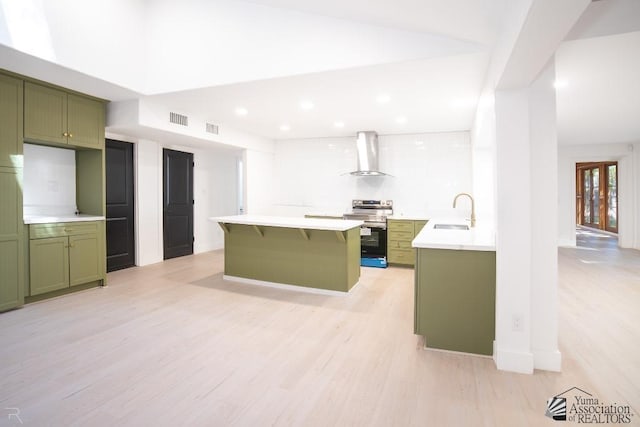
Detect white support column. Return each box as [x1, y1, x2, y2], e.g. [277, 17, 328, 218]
[529, 60, 561, 371]
[494, 89, 534, 374]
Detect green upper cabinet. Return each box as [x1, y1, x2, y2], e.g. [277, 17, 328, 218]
[0, 73, 23, 167]
[67, 93, 105, 149]
[24, 82, 105, 149]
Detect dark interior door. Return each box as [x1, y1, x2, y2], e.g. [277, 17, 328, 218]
[163, 148, 194, 260]
[106, 139, 135, 272]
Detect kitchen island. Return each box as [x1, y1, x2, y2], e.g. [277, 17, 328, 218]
[211, 215, 363, 294]
[412, 218, 496, 355]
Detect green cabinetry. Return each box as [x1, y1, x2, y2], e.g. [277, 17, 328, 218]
[414, 248, 496, 355]
[0, 73, 24, 312]
[24, 82, 105, 149]
[387, 219, 427, 266]
[29, 222, 104, 296]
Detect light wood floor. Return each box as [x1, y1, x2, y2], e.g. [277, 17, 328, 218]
[0, 237, 638, 426]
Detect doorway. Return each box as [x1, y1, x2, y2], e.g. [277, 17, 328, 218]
[163, 148, 194, 260]
[105, 139, 136, 272]
[576, 162, 618, 233]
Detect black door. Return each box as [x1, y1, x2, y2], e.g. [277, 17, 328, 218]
[163, 148, 194, 260]
[105, 139, 136, 272]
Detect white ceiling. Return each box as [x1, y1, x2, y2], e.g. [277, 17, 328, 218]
[556, 31, 640, 145]
[1, 0, 639, 145]
[243, 0, 509, 45]
[148, 53, 489, 139]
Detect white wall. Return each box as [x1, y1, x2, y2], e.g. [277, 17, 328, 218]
[135, 139, 163, 266]
[194, 147, 240, 253]
[470, 91, 497, 227]
[22, 143, 76, 216]
[270, 132, 472, 217]
[558, 142, 639, 249]
[244, 149, 276, 215]
[124, 136, 241, 267]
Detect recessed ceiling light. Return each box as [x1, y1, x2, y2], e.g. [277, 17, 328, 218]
[334, 121, 344, 128]
[300, 100, 314, 110]
[235, 107, 248, 116]
[553, 80, 568, 89]
[396, 116, 407, 124]
[280, 124, 290, 131]
[376, 94, 391, 104]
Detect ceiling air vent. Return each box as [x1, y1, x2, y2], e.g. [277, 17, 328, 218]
[169, 112, 189, 126]
[206, 123, 219, 135]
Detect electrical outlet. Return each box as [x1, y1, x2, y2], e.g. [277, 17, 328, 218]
[512, 314, 523, 332]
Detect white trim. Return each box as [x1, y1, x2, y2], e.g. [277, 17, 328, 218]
[533, 348, 562, 372]
[222, 275, 359, 296]
[493, 342, 534, 374]
[557, 238, 576, 248]
[422, 345, 492, 359]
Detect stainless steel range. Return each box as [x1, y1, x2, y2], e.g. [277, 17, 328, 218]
[343, 200, 393, 268]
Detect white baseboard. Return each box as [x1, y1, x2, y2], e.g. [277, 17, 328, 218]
[557, 238, 576, 248]
[533, 348, 562, 372]
[223, 275, 358, 296]
[493, 342, 534, 374]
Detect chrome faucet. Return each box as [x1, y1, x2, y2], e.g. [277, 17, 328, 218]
[453, 193, 476, 228]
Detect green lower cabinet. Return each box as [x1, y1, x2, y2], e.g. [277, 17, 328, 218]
[0, 239, 23, 311]
[28, 221, 105, 297]
[387, 219, 428, 267]
[29, 237, 69, 295]
[414, 248, 496, 356]
[69, 233, 101, 286]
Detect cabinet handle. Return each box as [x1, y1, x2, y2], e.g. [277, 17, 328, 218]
[69, 244, 75, 248]
[64, 229, 73, 232]
[63, 132, 69, 137]
[69, 133, 73, 138]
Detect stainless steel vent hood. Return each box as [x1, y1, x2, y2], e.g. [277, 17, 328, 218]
[350, 131, 387, 176]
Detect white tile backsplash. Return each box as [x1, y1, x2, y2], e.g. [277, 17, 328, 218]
[23, 144, 77, 216]
[272, 131, 473, 217]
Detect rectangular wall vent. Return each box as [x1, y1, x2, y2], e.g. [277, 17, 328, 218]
[206, 123, 219, 135]
[169, 112, 189, 126]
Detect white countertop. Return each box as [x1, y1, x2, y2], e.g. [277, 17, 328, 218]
[211, 215, 364, 231]
[411, 217, 495, 251]
[24, 214, 106, 224]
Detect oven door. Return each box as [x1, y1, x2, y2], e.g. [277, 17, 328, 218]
[360, 225, 387, 259]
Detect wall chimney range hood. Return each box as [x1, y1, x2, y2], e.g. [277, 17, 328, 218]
[350, 131, 388, 176]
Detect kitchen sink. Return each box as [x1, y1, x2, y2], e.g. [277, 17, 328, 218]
[433, 224, 469, 230]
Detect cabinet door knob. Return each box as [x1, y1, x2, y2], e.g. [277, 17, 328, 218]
[69, 133, 73, 138]
[63, 132, 69, 137]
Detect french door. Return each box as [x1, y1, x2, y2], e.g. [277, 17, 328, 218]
[576, 162, 617, 233]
